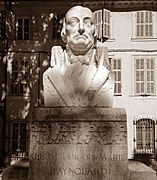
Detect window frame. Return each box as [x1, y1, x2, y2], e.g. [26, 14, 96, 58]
[132, 11, 156, 40]
[52, 13, 64, 40]
[10, 54, 30, 96]
[136, 11, 153, 38]
[134, 117, 155, 155]
[16, 16, 30, 40]
[11, 122, 27, 154]
[134, 57, 156, 96]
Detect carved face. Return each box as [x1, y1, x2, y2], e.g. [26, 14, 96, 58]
[65, 6, 96, 53]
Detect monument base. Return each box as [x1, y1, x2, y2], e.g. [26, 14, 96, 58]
[2, 107, 156, 180]
[29, 107, 128, 180]
[2, 159, 156, 180]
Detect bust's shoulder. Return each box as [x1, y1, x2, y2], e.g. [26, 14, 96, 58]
[51, 46, 64, 53]
[50, 46, 65, 67]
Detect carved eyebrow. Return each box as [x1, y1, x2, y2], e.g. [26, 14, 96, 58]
[83, 17, 94, 24]
[66, 17, 79, 24]
[66, 16, 94, 24]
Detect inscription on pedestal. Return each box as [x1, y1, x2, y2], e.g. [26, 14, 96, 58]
[29, 108, 128, 180]
[31, 152, 125, 162]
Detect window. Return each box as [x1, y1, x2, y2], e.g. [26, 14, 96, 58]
[94, 9, 111, 42]
[52, 13, 64, 39]
[111, 58, 122, 95]
[134, 118, 155, 154]
[0, 11, 5, 39]
[16, 17, 30, 40]
[134, 57, 155, 95]
[12, 123, 27, 153]
[11, 56, 29, 95]
[136, 11, 153, 38]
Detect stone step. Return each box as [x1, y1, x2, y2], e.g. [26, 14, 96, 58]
[1, 158, 157, 180]
[1, 158, 29, 180]
[129, 160, 156, 180]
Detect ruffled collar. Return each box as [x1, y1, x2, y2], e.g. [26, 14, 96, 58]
[66, 45, 95, 65]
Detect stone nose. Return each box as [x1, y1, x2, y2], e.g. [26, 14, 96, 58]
[78, 22, 85, 34]
[78, 28, 85, 34]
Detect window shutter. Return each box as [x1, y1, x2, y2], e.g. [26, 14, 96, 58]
[136, 11, 153, 38]
[112, 59, 121, 95]
[146, 58, 154, 94]
[135, 58, 145, 94]
[94, 9, 111, 41]
[140, 12, 144, 37]
[136, 12, 140, 37]
[94, 10, 102, 40]
[103, 9, 110, 38]
[148, 11, 153, 37]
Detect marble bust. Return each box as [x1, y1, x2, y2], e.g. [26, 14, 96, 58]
[43, 6, 114, 107]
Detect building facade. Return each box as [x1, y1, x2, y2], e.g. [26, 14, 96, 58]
[0, 0, 157, 166]
[104, 10, 157, 160]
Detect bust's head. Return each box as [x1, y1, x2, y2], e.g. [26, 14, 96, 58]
[61, 6, 97, 54]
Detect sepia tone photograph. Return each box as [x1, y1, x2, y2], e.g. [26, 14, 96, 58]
[0, 0, 157, 179]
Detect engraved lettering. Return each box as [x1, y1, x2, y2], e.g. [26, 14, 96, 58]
[93, 168, 100, 175]
[101, 167, 107, 175]
[62, 168, 67, 175]
[112, 154, 118, 161]
[31, 152, 126, 162]
[69, 167, 73, 174]
[66, 167, 108, 176]
[100, 154, 107, 160]
[87, 168, 94, 175]
[74, 168, 81, 175]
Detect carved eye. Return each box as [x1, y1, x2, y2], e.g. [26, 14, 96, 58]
[84, 18, 93, 27]
[68, 17, 79, 26]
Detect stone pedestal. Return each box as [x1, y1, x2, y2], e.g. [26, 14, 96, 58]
[29, 107, 128, 180]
